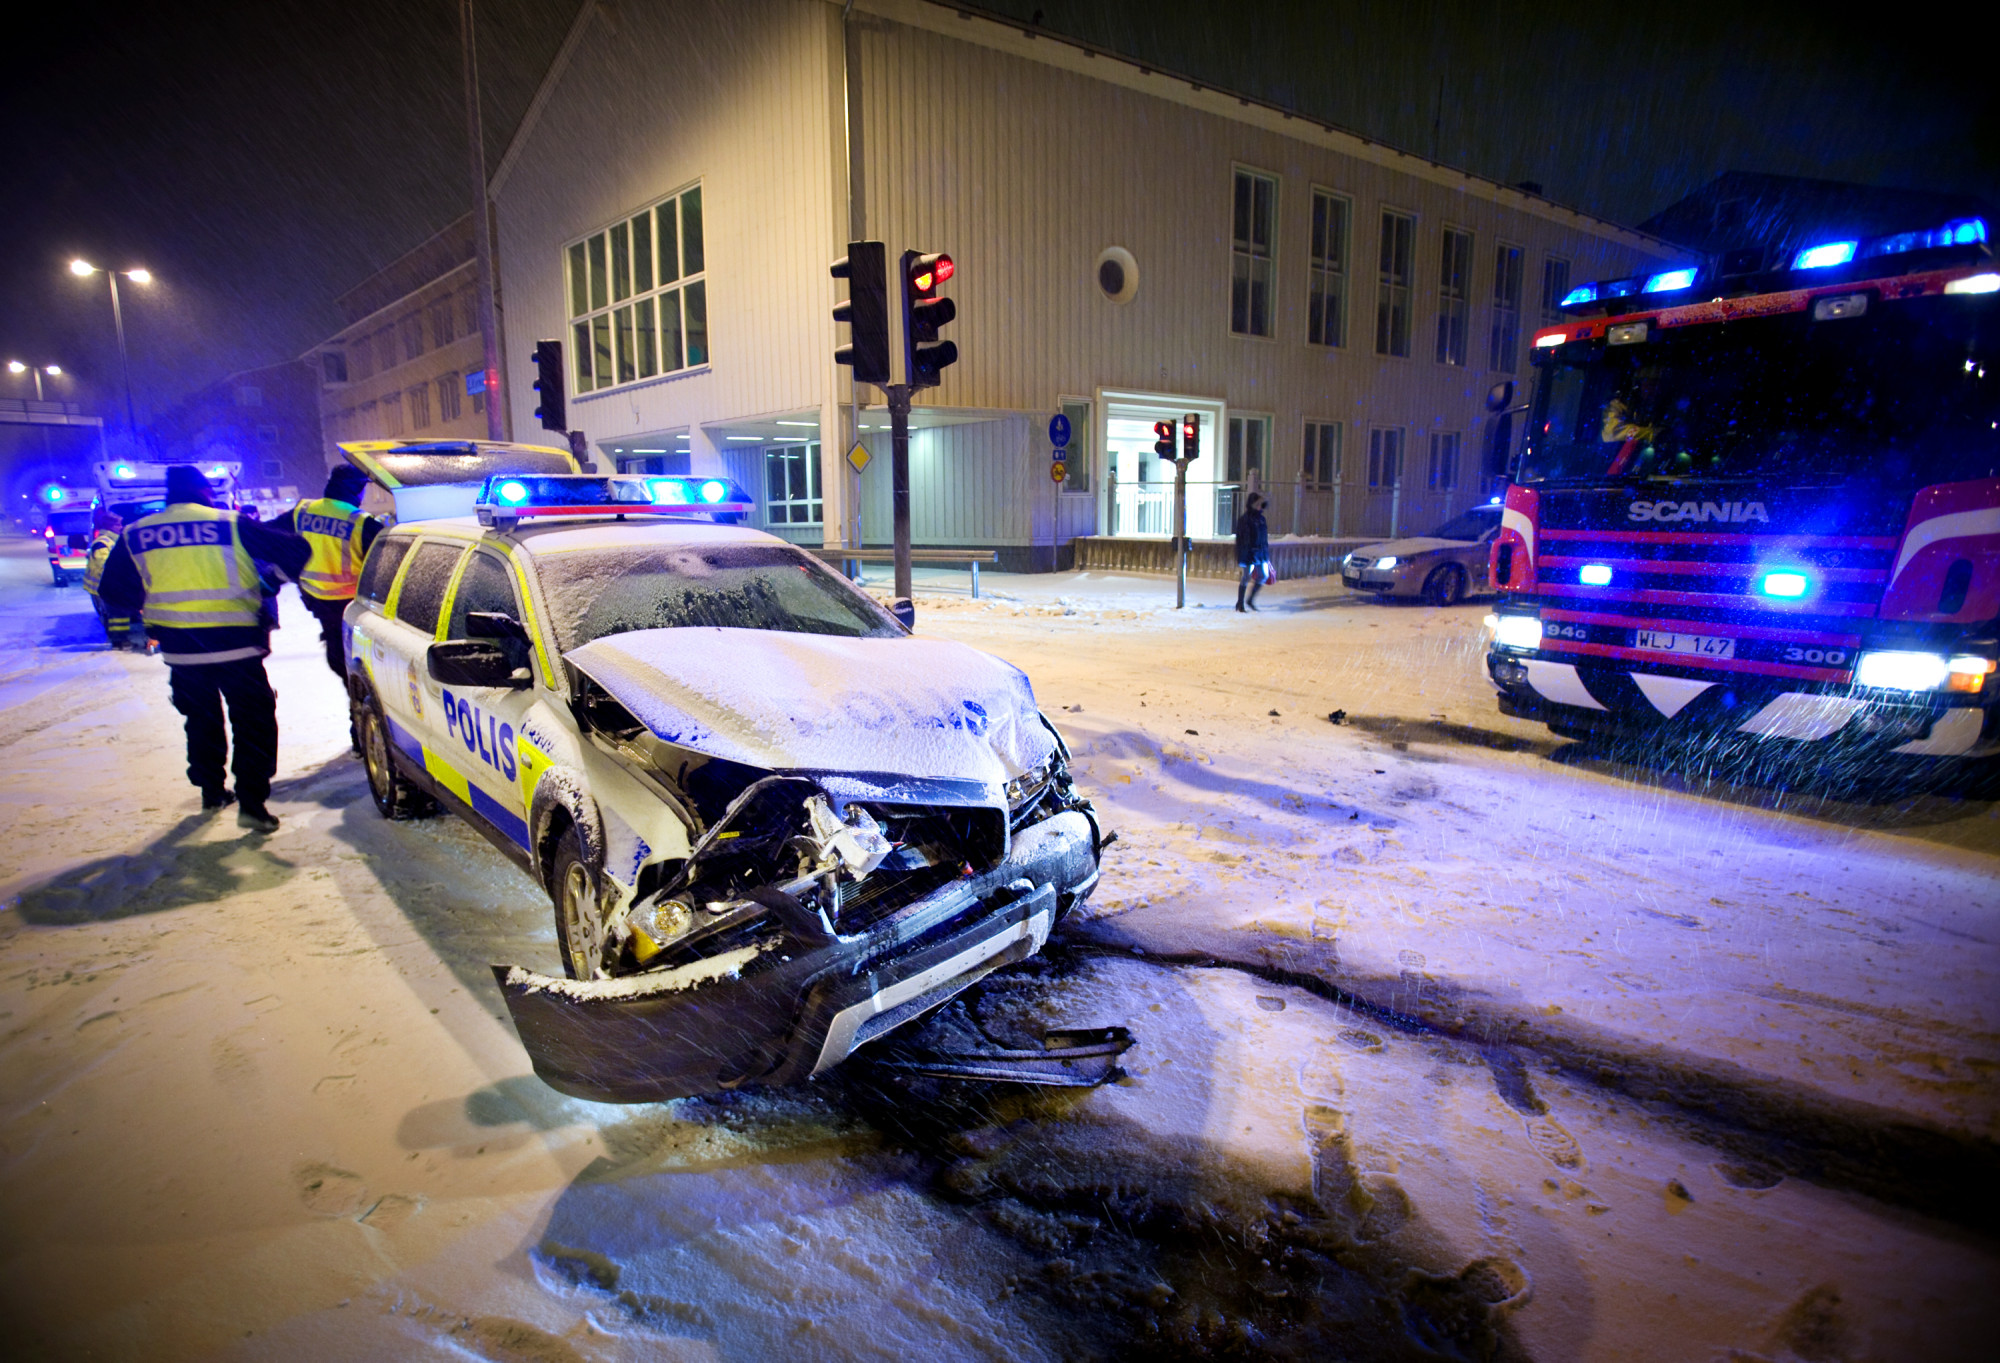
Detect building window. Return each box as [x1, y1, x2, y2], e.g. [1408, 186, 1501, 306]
[460, 287, 478, 337]
[348, 340, 372, 381]
[1427, 432, 1460, 490]
[378, 394, 402, 436]
[234, 385, 263, 407]
[322, 352, 348, 384]
[1230, 168, 1277, 338]
[1541, 257, 1571, 325]
[1375, 210, 1414, 357]
[429, 297, 455, 346]
[1489, 244, 1524, 372]
[1435, 227, 1473, 366]
[1059, 399, 1092, 492]
[1302, 421, 1341, 490]
[407, 383, 431, 431]
[436, 374, 462, 423]
[257, 424, 279, 444]
[1307, 190, 1348, 348]
[399, 313, 426, 361]
[1226, 414, 1269, 481]
[260, 458, 284, 479]
[568, 183, 707, 395]
[1368, 427, 1403, 488]
[764, 444, 822, 525]
[374, 327, 396, 373]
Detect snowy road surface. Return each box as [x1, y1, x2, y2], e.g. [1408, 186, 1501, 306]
[1, 538, 1995, 1361]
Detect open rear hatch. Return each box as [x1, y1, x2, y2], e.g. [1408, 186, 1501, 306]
[339, 439, 581, 520]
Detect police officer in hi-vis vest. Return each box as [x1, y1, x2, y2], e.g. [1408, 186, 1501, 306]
[99, 465, 310, 832]
[271, 465, 381, 678]
[82, 506, 142, 651]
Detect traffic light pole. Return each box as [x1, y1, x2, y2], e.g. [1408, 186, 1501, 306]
[1174, 456, 1190, 609]
[888, 383, 913, 600]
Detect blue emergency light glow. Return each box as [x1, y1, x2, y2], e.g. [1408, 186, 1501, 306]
[649, 478, 687, 505]
[112, 464, 134, 480]
[496, 479, 531, 505]
[1559, 283, 1599, 308]
[1761, 571, 1809, 598]
[1864, 217, 1988, 257]
[1793, 240, 1857, 270]
[1579, 564, 1613, 586]
[42, 485, 64, 504]
[700, 479, 728, 504]
[1644, 268, 1698, 293]
[209, 464, 226, 477]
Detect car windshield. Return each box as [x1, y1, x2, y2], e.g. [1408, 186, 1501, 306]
[1519, 291, 1998, 487]
[536, 543, 901, 651]
[1424, 508, 1498, 541]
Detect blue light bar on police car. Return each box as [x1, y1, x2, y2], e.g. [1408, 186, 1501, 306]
[1793, 240, 1858, 270]
[475, 473, 751, 526]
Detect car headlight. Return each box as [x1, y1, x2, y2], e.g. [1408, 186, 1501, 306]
[1375, 556, 1399, 570]
[1492, 615, 1543, 650]
[626, 895, 695, 963]
[1005, 754, 1058, 809]
[1854, 650, 1950, 691]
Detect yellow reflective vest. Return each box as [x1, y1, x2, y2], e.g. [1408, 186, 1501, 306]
[125, 504, 262, 629]
[293, 496, 367, 600]
[82, 530, 120, 597]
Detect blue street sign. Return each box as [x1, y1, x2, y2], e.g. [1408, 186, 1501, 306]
[1048, 413, 1071, 449]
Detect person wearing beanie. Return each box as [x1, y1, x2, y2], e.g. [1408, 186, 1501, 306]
[270, 465, 381, 678]
[97, 465, 310, 832]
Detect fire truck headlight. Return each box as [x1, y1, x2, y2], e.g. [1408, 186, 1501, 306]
[1493, 615, 1543, 651]
[1855, 650, 1949, 691]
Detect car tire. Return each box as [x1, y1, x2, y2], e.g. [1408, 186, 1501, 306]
[1423, 563, 1467, 607]
[355, 693, 436, 821]
[550, 824, 613, 981]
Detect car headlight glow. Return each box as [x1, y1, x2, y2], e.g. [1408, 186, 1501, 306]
[1854, 650, 1949, 691]
[1947, 655, 1997, 693]
[1492, 615, 1543, 651]
[1375, 556, 1398, 570]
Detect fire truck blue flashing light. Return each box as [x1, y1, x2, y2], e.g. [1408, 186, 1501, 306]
[112, 463, 134, 480]
[1761, 571, 1809, 599]
[1793, 240, 1858, 270]
[1579, 564, 1612, 586]
[1559, 283, 1599, 308]
[1644, 268, 1698, 293]
[1866, 217, 1988, 257]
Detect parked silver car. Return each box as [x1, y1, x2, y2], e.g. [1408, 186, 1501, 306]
[1341, 502, 1502, 605]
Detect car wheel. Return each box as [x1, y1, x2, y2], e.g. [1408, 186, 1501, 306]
[551, 824, 613, 981]
[1423, 563, 1467, 607]
[355, 693, 435, 821]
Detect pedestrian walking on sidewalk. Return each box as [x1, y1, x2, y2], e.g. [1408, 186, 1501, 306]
[98, 465, 310, 832]
[1234, 492, 1271, 612]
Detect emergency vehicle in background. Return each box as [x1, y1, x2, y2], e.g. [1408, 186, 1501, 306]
[94, 458, 245, 523]
[1486, 215, 1999, 766]
[36, 482, 98, 585]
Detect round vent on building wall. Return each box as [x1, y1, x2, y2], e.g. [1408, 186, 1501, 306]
[1096, 247, 1138, 304]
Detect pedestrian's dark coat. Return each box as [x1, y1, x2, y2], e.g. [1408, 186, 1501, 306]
[1233, 503, 1270, 566]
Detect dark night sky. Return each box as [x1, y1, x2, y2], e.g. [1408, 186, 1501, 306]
[2, 0, 1993, 440]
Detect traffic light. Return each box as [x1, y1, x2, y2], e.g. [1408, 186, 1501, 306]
[532, 339, 566, 432]
[901, 250, 958, 389]
[1154, 420, 1176, 459]
[1181, 413, 1200, 461]
[831, 242, 890, 387]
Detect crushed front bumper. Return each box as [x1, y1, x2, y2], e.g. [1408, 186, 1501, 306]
[493, 809, 1100, 1103]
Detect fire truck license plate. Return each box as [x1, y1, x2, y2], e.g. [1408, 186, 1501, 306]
[1633, 629, 1735, 659]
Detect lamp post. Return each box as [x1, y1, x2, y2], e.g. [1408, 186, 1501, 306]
[6, 360, 63, 402]
[69, 260, 151, 434]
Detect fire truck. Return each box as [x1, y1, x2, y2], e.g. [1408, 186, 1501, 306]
[1486, 216, 1998, 764]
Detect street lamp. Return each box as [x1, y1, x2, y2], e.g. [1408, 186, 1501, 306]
[6, 360, 64, 402]
[69, 259, 152, 433]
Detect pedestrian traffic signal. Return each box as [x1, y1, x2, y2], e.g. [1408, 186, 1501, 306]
[532, 339, 566, 432]
[902, 250, 958, 389]
[1154, 420, 1176, 459]
[831, 242, 890, 387]
[1182, 413, 1200, 461]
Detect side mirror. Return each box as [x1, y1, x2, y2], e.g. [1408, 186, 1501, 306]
[429, 639, 529, 689]
[891, 597, 915, 630]
[467, 610, 528, 642]
[1485, 380, 1516, 413]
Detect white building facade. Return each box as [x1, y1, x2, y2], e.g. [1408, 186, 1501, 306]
[495, 0, 1672, 568]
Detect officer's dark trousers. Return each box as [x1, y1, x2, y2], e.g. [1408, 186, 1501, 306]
[168, 657, 278, 805]
[300, 591, 350, 678]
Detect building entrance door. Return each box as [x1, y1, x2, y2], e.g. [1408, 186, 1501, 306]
[1098, 393, 1223, 539]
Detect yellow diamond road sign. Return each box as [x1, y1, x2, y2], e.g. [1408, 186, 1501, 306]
[846, 442, 871, 474]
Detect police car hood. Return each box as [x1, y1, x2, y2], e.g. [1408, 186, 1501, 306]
[566, 628, 1057, 786]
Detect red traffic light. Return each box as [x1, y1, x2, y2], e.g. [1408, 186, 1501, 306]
[910, 253, 954, 293]
[1181, 414, 1199, 456]
[1153, 420, 1176, 458]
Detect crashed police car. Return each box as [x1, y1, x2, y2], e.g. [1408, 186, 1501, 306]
[338, 441, 1104, 1102]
